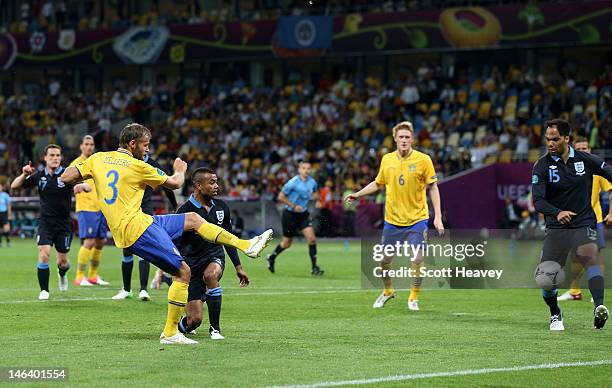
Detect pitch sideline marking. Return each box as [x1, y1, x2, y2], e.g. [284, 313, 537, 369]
[0, 288, 374, 304]
[266, 360, 612, 388]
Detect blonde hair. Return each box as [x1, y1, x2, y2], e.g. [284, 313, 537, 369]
[392, 121, 414, 137]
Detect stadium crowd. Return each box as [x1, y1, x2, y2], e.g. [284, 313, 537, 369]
[1, 63, 611, 201]
[5, 0, 571, 33]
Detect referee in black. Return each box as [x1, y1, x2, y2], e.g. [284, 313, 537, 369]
[113, 153, 178, 301]
[532, 119, 612, 330]
[176, 167, 249, 340]
[11, 144, 80, 300]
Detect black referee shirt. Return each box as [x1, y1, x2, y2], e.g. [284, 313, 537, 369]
[176, 195, 241, 267]
[22, 166, 72, 218]
[532, 147, 612, 229]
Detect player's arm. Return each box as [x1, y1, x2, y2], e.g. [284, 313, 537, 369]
[344, 181, 383, 204]
[587, 153, 612, 182]
[222, 206, 242, 268]
[278, 190, 302, 212]
[222, 204, 249, 287]
[531, 160, 569, 222]
[73, 183, 92, 194]
[7, 198, 11, 220]
[10, 162, 36, 190]
[61, 166, 87, 184]
[428, 182, 444, 235]
[345, 157, 386, 204]
[424, 156, 444, 235]
[161, 158, 187, 190]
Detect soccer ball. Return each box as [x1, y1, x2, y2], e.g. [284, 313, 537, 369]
[534, 261, 566, 288]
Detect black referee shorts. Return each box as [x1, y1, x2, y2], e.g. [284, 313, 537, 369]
[0, 211, 8, 227]
[187, 257, 225, 302]
[540, 227, 598, 266]
[37, 217, 74, 253]
[281, 210, 312, 238]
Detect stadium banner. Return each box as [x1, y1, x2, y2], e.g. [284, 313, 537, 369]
[6, 1, 612, 67]
[276, 16, 333, 49]
[360, 228, 612, 289]
[438, 163, 532, 229]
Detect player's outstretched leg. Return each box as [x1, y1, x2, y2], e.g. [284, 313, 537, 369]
[535, 261, 564, 331]
[185, 213, 273, 258]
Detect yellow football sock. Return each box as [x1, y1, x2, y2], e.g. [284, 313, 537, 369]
[75, 247, 91, 280]
[383, 288, 395, 296]
[88, 248, 103, 279]
[163, 280, 188, 338]
[197, 221, 249, 251]
[382, 261, 394, 291]
[409, 262, 422, 301]
[409, 287, 421, 301]
[569, 261, 584, 295]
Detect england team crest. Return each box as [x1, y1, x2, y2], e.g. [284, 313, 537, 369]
[574, 161, 585, 176]
[216, 211, 224, 224]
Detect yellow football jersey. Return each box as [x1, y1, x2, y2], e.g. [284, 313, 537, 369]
[375, 150, 438, 226]
[69, 155, 99, 212]
[75, 149, 168, 248]
[592, 175, 612, 223]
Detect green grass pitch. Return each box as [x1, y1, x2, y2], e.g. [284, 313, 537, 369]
[0, 238, 611, 387]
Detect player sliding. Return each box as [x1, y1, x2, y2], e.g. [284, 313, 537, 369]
[557, 136, 611, 301]
[345, 121, 444, 311]
[532, 119, 612, 330]
[61, 123, 273, 344]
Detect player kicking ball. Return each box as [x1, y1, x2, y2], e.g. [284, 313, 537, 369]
[532, 119, 611, 330]
[176, 168, 250, 340]
[345, 121, 444, 311]
[61, 123, 273, 344]
[557, 136, 611, 302]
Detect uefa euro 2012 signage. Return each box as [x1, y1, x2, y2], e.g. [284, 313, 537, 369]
[4, 2, 611, 68]
[360, 229, 580, 289]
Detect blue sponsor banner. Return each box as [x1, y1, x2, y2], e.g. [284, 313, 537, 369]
[277, 16, 332, 49]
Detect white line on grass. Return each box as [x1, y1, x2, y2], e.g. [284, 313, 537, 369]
[0, 285, 362, 292]
[0, 288, 375, 304]
[266, 360, 612, 388]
